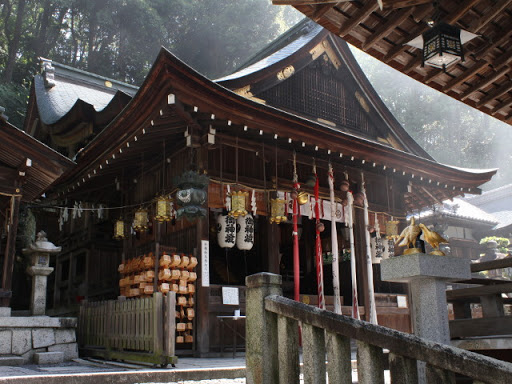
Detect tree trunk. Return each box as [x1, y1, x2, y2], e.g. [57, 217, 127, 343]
[2, 0, 26, 83]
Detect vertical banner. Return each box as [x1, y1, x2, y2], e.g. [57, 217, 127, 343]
[201, 240, 210, 287]
[361, 173, 378, 325]
[314, 174, 325, 310]
[346, 192, 360, 320]
[328, 164, 342, 314]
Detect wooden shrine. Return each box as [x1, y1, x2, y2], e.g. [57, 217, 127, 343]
[21, 20, 496, 357]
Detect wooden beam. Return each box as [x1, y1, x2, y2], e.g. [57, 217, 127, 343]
[476, 79, 512, 107]
[383, 0, 479, 62]
[272, 0, 349, 5]
[1, 195, 21, 307]
[469, 0, 512, 33]
[460, 66, 510, 101]
[363, 7, 414, 50]
[442, 60, 489, 92]
[313, 3, 336, 20]
[491, 96, 512, 115]
[446, 282, 512, 300]
[381, 0, 431, 9]
[450, 317, 512, 338]
[339, 0, 379, 37]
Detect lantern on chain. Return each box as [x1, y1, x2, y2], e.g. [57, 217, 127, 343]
[155, 195, 172, 222]
[385, 220, 399, 240]
[133, 207, 149, 232]
[269, 197, 287, 224]
[113, 218, 126, 240]
[229, 191, 248, 218]
[406, 21, 477, 70]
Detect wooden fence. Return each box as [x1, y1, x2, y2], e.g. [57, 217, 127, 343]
[78, 292, 177, 366]
[246, 272, 512, 384]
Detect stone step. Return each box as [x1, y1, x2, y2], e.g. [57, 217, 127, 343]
[34, 351, 64, 364]
[0, 356, 24, 366]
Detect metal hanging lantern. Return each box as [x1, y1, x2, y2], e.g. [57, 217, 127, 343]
[406, 22, 478, 70]
[385, 220, 400, 239]
[133, 207, 149, 232]
[229, 191, 248, 218]
[174, 170, 209, 220]
[155, 195, 172, 222]
[269, 197, 287, 224]
[113, 218, 126, 240]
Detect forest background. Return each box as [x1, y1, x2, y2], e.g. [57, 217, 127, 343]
[0, 0, 510, 190]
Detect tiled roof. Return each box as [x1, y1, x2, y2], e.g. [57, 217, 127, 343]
[35, 61, 138, 125]
[418, 197, 498, 225]
[215, 22, 322, 82]
[492, 210, 512, 230]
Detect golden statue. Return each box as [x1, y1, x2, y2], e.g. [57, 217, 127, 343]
[396, 217, 422, 255]
[419, 224, 449, 256]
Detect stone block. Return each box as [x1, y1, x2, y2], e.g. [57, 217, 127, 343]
[54, 329, 76, 344]
[48, 342, 78, 360]
[32, 328, 55, 348]
[21, 348, 45, 364]
[0, 307, 11, 317]
[381, 254, 471, 283]
[0, 330, 12, 354]
[0, 316, 77, 328]
[34, 351, 64, 364]
[11, 330, 32, 355]
[0, 356, 24, 366]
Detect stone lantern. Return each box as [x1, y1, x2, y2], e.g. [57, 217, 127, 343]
[22, 231, 61, 316]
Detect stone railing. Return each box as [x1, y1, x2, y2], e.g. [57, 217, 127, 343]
[246, 272, 512, 384]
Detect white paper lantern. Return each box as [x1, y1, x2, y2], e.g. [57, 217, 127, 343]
[236, 214, 254, 251]
[217, 214, 236, 248]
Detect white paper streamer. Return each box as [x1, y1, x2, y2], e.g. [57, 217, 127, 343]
[328, 164, 341, 314]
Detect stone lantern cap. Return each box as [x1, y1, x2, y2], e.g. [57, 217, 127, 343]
[22, 231, 61, 255]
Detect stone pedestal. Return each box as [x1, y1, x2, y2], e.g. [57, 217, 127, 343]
[22, 231, 61, 316]
[26, 266, 54, 316]
[381, 253, 471, 383]
[381, 253, 471, 343]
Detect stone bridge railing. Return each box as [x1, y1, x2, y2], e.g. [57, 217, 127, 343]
[246, 272, 512, 384]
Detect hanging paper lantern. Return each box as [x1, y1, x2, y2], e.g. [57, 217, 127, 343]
[133, 207, 149, 232]
[155, 195, 172, 222]
[229, 191, 248, 218]
[217, 214, 236, 248]
[236, 214, 254, 250]
[270, 198, 287, 224]
[385, 220, 400, 239]
[113, 218, 126, 240]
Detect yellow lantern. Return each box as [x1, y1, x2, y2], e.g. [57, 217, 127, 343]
[229, 191, 248, 218]
[113, 218, 126, 240]
[133, 207, 149, 232]
[385, 220, 399, 239]
[155, 195, 172, 222]
[270, 198, 287, 224]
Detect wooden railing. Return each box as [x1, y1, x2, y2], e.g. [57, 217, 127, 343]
[78, 292, 177, 366]
[246, 272, 512, 384]
[448, 258, 512, 339]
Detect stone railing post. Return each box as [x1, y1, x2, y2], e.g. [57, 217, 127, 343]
[246, 273, 282, 384]
[381, 253, 471, 384]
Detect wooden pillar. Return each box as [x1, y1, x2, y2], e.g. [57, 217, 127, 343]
[1, 194, 21, 307]
[266, 222, 280, 274]
[354, 208, 371, 322]
[196, 145, 210, 356]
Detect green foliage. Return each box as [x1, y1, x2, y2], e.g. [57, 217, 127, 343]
[480, 236, 510, 253]
[0, 82, 29, 128]
[0, 0, 302, 88]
